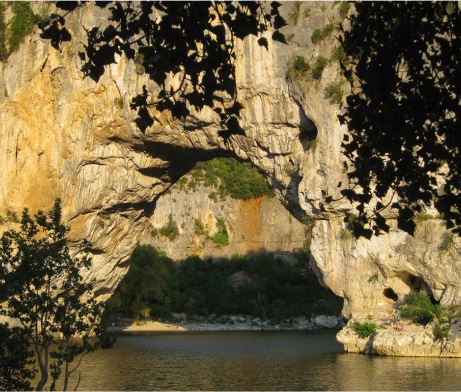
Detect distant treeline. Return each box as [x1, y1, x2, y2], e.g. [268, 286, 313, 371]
[105, 245, 342, 323]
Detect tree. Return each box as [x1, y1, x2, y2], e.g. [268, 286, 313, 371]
[338, 2, 461, 237]
[40, 1, 286, 138]
[0, 323, 35, 391]
[0, 199, 113, 391]
[118, 244, 172, 307]
[399, 290, 443, 325]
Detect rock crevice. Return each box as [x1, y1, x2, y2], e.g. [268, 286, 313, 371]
[0, 2, 460, 356]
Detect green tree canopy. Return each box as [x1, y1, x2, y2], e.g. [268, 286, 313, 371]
[0, 199, 113, 391]
[338, 2, 461, 237]
[0, 323, 35, 391]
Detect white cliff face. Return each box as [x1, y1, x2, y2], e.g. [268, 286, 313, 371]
[141, 179, 307, 261]
[0, 1, 460, 352]
[312, 217, 461, 319]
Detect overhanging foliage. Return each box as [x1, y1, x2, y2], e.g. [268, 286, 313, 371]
[338, 2, 461, 237]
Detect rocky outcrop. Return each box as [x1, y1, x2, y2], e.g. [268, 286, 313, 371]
[312, 217, 461, 321]
[0, 2, 460, 356]
[337, 320, 461, 357]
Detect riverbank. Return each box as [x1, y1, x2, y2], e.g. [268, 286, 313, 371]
[337, 319, 461, 357]
[106, 314, 343, 333]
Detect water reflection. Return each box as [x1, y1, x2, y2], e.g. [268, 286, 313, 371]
[71, 331, 461, 391]
[334, 354, 461, 391]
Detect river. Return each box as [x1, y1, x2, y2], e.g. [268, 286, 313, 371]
[67, 330, 461, 391]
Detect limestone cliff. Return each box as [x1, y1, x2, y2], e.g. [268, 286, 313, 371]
[140, 175, 307, 261]
[0, 1, 460, 356]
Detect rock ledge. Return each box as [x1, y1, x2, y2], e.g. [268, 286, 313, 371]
[337, 320, 461, 357]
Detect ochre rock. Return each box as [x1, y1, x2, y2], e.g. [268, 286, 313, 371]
[0, 2, 460, 356]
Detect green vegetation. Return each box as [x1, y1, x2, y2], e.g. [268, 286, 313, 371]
[180, 157, 274, 200]
[158, 214, 179, 241]
[338, 2, 461, 237]
[353, 319, 377, 338]
[398, 290, 458, 341]
[325, 81, 344, 104]
[287, 55, 311, 80]
[0, 209, 19, 225]
[311, 23, 335, 44]
[331, 45, 346, 62]
[301, 214, 316, 229]
[399, 290, 443, 325]
[439, 232, 453, 251]
[114, 97, 124, 110]
[210, 218, 229, 246]
[134, 51, 145, 75]
[368, 273, 379, 284]
[285, 4, 350, 94]
[339, 1, 351, 20]
[0, 2, 40, 61]
[288, 2, 303, 26]
[0, 324, 35, 391]
[338, 229, 352, 240]
[312, 56, 329, 80]
[414, 211, 434, 223]
[192, 218, 229, 247]
[194, 219, 206, 236]
[0, 4, 6, 61]
[106, 244, 343, 323]
[0, 199, 113, 391]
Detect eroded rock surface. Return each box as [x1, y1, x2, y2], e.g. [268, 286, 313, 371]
[337, 320, 461, 357]
[0, 2, 460, 355]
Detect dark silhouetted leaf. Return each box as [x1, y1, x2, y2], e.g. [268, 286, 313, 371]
[272, 30, 287, 44]
[56, 1, 79, 11]
[258, 37, 268, 49]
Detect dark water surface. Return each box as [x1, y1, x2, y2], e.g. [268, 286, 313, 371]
[71, 330, 461, 390]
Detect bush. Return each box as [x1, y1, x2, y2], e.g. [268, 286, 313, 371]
[339, 2, 351, 20]
[414, 212, 433, 222]
[439, 232, 453, 251]
[325, 81, 344, 104]
[211, 218, 229, 246]
[339, 229, 352, 240]
[311, 23, 335, 44]
[194, 219, 206, 236]
[399, 290, 443, 325]
[312, 56, 328, 80]
[159, 214, 179, 241]
[287, 55, 311, 80]
[149, 303, 173, 320]
[353, 320, 377, 338]
[131, 302, 151, 321]
[433, 322, 450, 341]
[331, 45, 346, 62]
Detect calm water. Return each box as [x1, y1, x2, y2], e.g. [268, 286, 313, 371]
[68, 331, 461, 391]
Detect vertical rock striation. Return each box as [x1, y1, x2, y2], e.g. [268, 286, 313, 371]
[0, 2, 460, 356]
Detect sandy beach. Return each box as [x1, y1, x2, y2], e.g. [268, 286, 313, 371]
[106, 320, 189, 333]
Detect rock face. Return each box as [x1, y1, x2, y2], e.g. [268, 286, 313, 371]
[141, 178, 307, 261]
[0, 2, 460, 356]
[337, 320, 461, 357]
